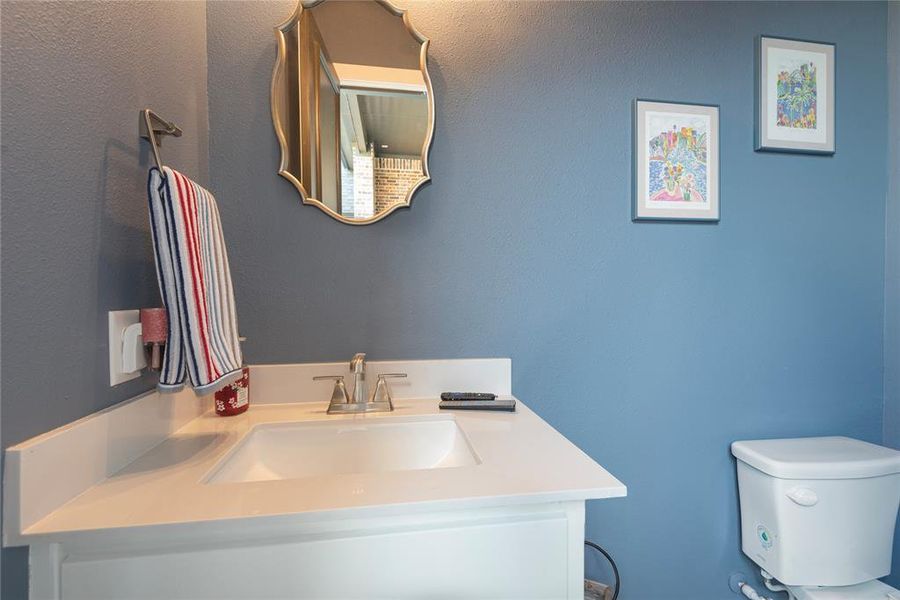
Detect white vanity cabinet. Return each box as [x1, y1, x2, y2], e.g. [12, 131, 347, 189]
[4, 360, 626, 600]
[58, 502, 587, 599]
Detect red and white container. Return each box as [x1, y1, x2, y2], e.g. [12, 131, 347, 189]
[214, 367, 250, 416]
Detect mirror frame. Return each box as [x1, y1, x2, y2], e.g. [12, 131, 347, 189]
[271, 0, 435, 225]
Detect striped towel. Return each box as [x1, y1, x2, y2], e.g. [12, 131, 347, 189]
[147, 166, 243, 395]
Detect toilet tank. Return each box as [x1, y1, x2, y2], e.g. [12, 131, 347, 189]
[732, 437, 900, 587]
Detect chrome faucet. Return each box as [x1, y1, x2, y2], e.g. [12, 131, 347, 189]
[314, 353, 406, 414]
[350, 352, 367, 404]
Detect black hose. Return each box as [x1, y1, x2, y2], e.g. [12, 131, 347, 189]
[584, 540, 620, 600]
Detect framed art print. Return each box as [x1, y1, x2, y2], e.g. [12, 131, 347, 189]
[756, 35, 835, 154]
[633, 100, 719, 222]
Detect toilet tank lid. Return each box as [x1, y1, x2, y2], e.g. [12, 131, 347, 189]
[731, 436, 900, 479]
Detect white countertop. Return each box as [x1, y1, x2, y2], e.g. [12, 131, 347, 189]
[19, 398, 625, 544]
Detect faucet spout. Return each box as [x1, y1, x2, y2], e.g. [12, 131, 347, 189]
[350, 353, 367, 403]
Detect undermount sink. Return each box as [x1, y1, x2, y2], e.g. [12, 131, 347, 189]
[207, 416, 480, 484]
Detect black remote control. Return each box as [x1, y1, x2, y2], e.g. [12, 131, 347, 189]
[440, 392, 497, 401]
[439, 399, 516, 412]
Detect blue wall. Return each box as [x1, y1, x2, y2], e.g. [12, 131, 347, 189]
[885, 0, 900, 588]
[885, 0, 900, 454]
[0, 2, 208, 597]
[206, 2, 888, 597]
[0, 2, 890, 598]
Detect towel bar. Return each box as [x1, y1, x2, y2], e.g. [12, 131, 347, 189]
[139, 109, 182, 171]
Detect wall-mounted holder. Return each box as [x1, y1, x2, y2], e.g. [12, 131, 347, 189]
[109, 308, 168, 386]
[139, 108, 182, 171]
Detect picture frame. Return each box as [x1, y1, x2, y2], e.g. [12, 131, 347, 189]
[756, 35, 835, 154]
[633, 99, 720, 222]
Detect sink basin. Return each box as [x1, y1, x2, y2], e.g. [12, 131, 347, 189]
[207, 417, 480, 484]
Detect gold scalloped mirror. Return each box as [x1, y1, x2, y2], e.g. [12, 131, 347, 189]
[271, 0, 434, 225]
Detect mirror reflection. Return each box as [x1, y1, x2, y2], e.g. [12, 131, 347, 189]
[272, 0, 433, 224]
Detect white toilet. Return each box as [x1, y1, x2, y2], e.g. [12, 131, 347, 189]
[732, 436, 900, 600]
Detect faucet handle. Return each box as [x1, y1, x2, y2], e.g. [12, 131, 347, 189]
[313, 374, 345, 381]
[372, 373, 406, 409]
[313, 375, 350, 407]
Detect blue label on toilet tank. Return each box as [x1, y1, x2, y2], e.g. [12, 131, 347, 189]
[757, 525, 774, 550]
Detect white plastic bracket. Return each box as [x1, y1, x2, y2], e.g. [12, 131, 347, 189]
[109, 310, 146, 385]
[122, 322, 144, 373]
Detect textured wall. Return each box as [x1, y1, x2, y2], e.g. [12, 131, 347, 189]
[207, 1, 888, 597]
[886, 0, 900, 588]
[0, 1, 891, 597]
[886, 0, 900, 455]
[0, 1, 208, 597]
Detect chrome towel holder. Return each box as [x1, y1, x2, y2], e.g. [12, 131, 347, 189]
[139, 109, 182, 171]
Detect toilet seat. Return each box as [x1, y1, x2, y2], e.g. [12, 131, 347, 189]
[789, 580, 900, 600]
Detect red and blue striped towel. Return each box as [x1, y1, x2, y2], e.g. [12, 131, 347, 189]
[147, 167, 243, 395]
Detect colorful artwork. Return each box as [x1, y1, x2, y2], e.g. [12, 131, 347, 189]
[776, 61, 817, 129]
[634, 100, 718, 221]
[647, 117, 708, 204]
[756, 36, 834, 154]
